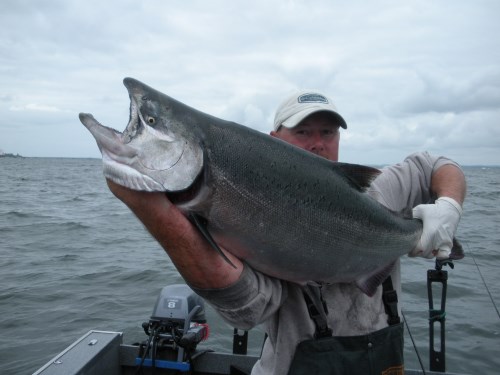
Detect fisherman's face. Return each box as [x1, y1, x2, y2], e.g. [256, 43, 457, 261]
[271, 112, 341, 162]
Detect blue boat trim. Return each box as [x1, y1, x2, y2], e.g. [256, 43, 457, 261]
[135, 357, 191, 371]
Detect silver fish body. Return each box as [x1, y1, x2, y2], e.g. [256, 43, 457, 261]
[80, 78, 423, 295]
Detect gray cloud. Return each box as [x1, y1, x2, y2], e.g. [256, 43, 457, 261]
[1, 0, 499, 165]
[390, 67, 500, 115]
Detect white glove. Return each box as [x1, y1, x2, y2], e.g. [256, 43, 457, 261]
[410, 197, 463, 259]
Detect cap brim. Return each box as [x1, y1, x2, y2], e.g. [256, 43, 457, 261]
[282, 108, 347, 129]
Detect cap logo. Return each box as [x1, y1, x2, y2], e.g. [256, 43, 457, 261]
[298, 93, 328, 104]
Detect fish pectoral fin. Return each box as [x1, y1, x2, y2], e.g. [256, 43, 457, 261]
[188, 213, 237, 269]
[335, 162, 382, 192]
[355, 261, 396, 297]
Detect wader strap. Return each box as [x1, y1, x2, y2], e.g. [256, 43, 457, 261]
[304, 278, 400, 338]
[382, 276, 401, 326]
[302, 285, 332, 338]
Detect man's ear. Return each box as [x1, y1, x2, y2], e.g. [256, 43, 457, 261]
[270, 130, 278, 138]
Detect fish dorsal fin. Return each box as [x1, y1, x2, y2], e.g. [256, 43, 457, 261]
[334, 162, 381, 192]
[189, 213, 237, 269]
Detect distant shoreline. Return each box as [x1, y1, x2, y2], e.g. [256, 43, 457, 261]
[0, 154, 498, 168]
[0, 153, 23, 158]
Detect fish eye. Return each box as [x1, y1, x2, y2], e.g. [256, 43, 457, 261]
[147, 116, 156, 125]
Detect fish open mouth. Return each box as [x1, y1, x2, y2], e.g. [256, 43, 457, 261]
[79, 113, 138, 161]
[79, 111, 165, 191]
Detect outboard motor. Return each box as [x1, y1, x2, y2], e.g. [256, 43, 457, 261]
[136, 284, 209, 372]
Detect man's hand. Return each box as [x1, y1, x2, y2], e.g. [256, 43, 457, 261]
[106, 179, 170, 212]
[410, 197, 463, 259]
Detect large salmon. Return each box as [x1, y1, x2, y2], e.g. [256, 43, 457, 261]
[80, 78, 424, 296]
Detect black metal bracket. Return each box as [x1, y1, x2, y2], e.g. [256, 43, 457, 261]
[233, 329, 248, 355]
[427, 258, 453, 372]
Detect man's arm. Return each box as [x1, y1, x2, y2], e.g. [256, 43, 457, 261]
[430, 164, 466, 205]
[106, 180, 244, 289]
[412, 163, 466, 258]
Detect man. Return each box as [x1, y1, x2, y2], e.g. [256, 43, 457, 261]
[107, 89, 466, 374]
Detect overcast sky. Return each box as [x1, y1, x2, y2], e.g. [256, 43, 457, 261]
[1, 0, 499, 165]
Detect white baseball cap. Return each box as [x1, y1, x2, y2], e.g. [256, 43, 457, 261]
[273, 90, 347, 131]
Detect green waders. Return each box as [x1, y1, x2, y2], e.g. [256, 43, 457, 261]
[287, 278, 404, 375]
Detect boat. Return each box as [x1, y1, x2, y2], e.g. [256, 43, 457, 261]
[33, 282, 470, 375]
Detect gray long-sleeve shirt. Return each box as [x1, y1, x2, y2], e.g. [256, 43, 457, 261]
[193, 152, 461, 375]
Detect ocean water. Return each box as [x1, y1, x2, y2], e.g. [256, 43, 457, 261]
[0, 157, 499, 374]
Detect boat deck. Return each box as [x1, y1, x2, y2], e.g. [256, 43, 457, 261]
[33, 330, 469, 375]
